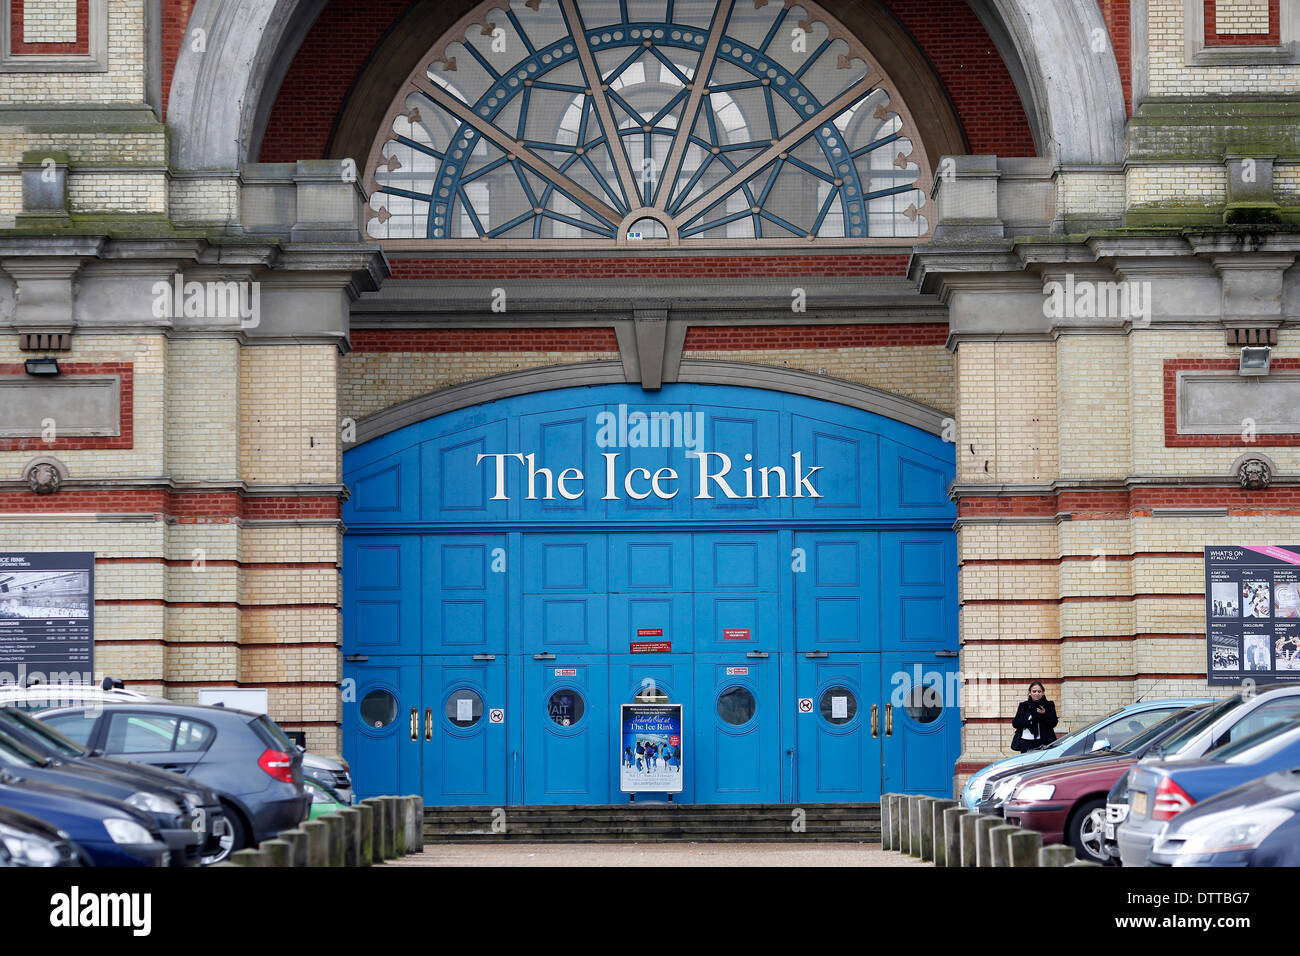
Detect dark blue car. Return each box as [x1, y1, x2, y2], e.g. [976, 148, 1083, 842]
[1149, 766, 1300, 866]
[1124, 717, 1300, 865]
[0, 775, 169, 867]
[0, 805, 81, 867]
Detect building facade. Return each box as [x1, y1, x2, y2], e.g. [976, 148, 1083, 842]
[1, 0, 1297, 802]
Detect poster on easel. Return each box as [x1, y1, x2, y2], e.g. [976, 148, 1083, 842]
[619, 703, 684, 794]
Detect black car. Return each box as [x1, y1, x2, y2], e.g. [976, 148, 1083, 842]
[0, 805, 81, 867]
[0, 706, 228, 866]
[36, 702, 309, 855]
[1147, 766, 1300, 866]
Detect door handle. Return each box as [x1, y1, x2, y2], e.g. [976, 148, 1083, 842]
[745, 651, 769, 658]
[533, 652, 556, 660]
[871, 703, 879, 738]
[424, 707, 433, 741]
[886, 703, 893, 737]
[804, 650, 828, 659]
[410, 707, 417, 742]
[472, 654, 496, 661]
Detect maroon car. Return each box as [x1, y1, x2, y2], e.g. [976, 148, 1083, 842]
[1002, 757, 1134, 862]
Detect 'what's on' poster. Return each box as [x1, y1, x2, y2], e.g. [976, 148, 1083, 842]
[619, 703, 684, 794]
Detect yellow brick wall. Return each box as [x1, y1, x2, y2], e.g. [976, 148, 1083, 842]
[955, 340, 1057, 483]
[239, 345, 339, 483]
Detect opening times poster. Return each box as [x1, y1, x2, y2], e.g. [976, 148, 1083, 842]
[0, 552, 95, 686]
[1205, 546, 1300, 685]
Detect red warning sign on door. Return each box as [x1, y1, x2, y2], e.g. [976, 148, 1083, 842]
[725, 666, 749, 676]
[722, 628, 750, 640]
[636, 628, 663, 637]
[798, 698, 814, 713]
[630, 641, 671, 653]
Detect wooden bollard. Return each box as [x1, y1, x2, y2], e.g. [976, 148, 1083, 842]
[1040, 844, 1077, 867]
[230, 847, 265, 867]
[908, 796, 922, 856]
[302, 819, 329, 867]
[279, 828, 309, 867]
[889, 795, 904, 851]
[989, 824, 1019, 867]
[959, 812, 980, 867]
[930, 800, 956, 866]
[338, 808, 361, 867]
[260, 839, 291, 867]
[356, 802, 375, 866]
[362, 798, 390, 860]
[975, 815, 1001, 867]
[385, 797, 406, 856]
[1009, 829, 1043, 867]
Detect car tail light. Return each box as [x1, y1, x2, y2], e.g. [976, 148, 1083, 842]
[1152, 777, 1195, 821]
[257, 748, 295, 783]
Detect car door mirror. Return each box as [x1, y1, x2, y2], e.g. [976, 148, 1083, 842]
[1090, 738, 1110, 752]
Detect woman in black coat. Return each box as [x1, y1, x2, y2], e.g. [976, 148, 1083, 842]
[1010, 681, 1058, 752]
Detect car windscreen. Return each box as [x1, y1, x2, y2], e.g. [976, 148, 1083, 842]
[1151, 695, 1243, 756]
[0, 706, 85, 757]
[0, 731, 46, 768]
[1206, 718, 1300, 764]
[1047, 708, 1131, 752]
[1112, 709, 1197, 754]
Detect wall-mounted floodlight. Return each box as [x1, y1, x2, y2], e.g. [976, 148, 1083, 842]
[23, 357, 60, 376]
[1240, 346, 1271, 376]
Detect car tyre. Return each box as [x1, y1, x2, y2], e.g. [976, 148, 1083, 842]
[1068, 797, 1109, 864]
[202, 803, 248, 866]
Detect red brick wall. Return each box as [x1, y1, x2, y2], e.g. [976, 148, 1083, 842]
[388, 254, 911, 279]
[879, 0, 1036, 153]
[160, 0, 197, 120]
[0, 363, 133, 451]
[1165, 358, 1300, 446]
[0, 489, 340, 520]
[257, 0, 1035, 162]
[1096, 0, 1132, 115]
[957, 487, 1300, 519]
[10, 0, 89, 55]
[350, 329, 620, 352]
[1204, 0, 1281, 46]
[683, 324, 948, 349]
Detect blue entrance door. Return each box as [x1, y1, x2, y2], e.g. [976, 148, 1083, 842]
[882, 652, 961, 797]
[694, 654, 780, 803]
[609, 654, 693, 801]
[524, 655, 609, 803]
[343, 656, 421, 801]
[422, 657, 508, 805]
[794, 653, 882, 802]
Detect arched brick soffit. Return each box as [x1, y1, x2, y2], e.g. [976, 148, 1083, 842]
[167, 0, 1124, 173]
[354, 359, 950, 446]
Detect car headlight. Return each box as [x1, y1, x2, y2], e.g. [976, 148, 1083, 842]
[304, 780, 332, 803]
[0, 822, 61, 867]
[1171, 808, 1294, 856]
[103, 818, 155, 845]
[1017, 783, 1056, 801]
[126, 791, 183, 817]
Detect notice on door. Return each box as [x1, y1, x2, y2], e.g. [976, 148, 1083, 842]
[457, 697, 474, 722]
[619, 702, 684, 794]
[630, 641, 671, 653]
[831, 696, 849, 720]
[722, 627, 750, 640]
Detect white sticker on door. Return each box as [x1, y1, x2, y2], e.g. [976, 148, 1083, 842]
[832, 696, 848, 719]
[457, 698, 473, 721]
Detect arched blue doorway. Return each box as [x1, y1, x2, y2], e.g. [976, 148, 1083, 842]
[342, 382, 957, 805]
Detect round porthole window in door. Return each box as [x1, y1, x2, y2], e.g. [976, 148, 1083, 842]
[820, 686, 857, 725]
[905, 682, 943, 724]
[717, 686, 756, 726]
[548, 689, 584, 727]
[360, 689, 397, 729]
[445, 689, 482, 727]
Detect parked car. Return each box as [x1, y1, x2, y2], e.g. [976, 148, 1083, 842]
[1116, 685, 1300, 866]
[960, 698, 1211, 810]
[0, 705, 229, 865]
[1148, 766, 1300, 866]
[1, 681, 354, 805]
[0, 805, 81, 867]
[0, 774, 168, 867]
[35, 702, 309, 856]
[998, 705, 1212, 862]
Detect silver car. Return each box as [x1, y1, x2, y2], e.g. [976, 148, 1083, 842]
[1116, 685, 1300, 866]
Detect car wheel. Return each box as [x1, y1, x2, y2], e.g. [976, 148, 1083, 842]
[202, 804, 248, 866]
[1068, 798, 1108, 863]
